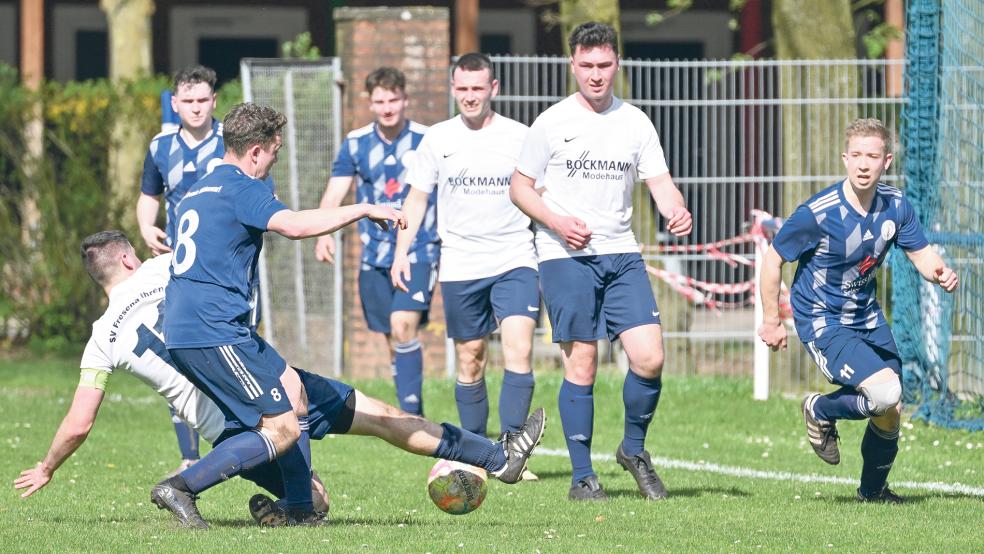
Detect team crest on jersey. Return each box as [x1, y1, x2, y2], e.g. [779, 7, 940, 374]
[880, 220, 896, 241]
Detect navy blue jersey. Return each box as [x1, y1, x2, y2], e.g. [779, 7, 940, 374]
[773, 181, 929, 341]
[164, 164, 288, 348]
[331, 121, 439, 268]
[141, 119, 225, 244]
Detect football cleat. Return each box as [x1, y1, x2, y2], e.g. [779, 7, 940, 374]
[803, 393, 840, 465]
[568, 475, 608, 501]
[492, 407, 546, 484]
[150, 479, 208, 529]
[857, 485, 905, 504]
[616, 443, 668, 500]
[249, 494, 328, 527]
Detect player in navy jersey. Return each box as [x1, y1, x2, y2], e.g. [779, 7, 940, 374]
[314, 67, 438, 416]
[137, 65, 225, 476]
[758, 118, 958, 503]
[151, 103, 545, 528]
[137, 66, 224, 256]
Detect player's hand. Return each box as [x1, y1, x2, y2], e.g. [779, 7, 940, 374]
[140, 225, 172, 255]
[936, 266, 959, 292]
[757, 320, 787, 351]
[550, 215, 592, 250]
[391, 254, 412, 292]
[366, 205, 408, 232]
[314, 234, 337, 264]
[14, 463, 53, 499]
[666, 205, 692, 237]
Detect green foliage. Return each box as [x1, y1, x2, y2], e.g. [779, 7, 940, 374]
[0, 66, 238, 351]
[281, 32, 322, 60]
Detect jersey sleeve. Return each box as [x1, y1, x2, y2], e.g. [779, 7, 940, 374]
[636, 118, 670, 180]
[79, 333, 114, 375]
[140, 149, 164, 196]
[406, 132, 440, 194]
[896, 195, 930, 251]
[515, 118, 552, 181]
[331, 138, 358, 178]
[234, 182, 290, 230]
[772, 205, 821, 262]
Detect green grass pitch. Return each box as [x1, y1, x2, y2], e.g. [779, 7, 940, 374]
[2, 358, 982, 552]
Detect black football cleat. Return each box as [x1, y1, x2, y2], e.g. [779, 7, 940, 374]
[803, 393, 840, 465]
[249, 493, 327, 527]
[151, 479, 209, 529]
[568, 475, 609, 501]
[493, 408, 546, 484]
[857, 485, 905, 504]
[616, 443, 669, 500]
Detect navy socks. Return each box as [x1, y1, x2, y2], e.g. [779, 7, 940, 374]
[559, 379, 595, 483]
[622, 371, 662, 456]
[394, 340, 424, 415]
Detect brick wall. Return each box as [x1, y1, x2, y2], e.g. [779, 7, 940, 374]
[334, 6, 450, 378]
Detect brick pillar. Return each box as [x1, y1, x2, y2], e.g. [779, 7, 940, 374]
[335, 6, 450, 379]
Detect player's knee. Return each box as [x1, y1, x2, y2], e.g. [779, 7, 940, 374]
[860, 375, 902, 416]
[629, 351, 664, 379]
[262, 414, 301, 454]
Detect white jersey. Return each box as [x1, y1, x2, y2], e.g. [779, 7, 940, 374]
[516, 95, 669, 262]
[407, 113, 537, 281]
[79, 254, 224, 442]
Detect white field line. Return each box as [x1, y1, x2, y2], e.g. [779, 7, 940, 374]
[536, 448, 984, 497]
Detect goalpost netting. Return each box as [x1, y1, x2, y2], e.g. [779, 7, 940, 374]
[895, 0, 984, 430]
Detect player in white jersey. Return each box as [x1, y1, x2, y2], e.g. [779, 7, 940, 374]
[392, 54, 540, 471]
[13, 232, 329, 512]
[509, 22, 692, 501]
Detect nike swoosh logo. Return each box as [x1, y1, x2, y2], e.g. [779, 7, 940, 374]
[527, 305, 540, 312]
[652, 311, 659, 317]
[564, 137, 576, 143]
[443, 152, 455, 158]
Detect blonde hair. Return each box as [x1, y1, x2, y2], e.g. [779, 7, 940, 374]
[844, 118, 893, 153]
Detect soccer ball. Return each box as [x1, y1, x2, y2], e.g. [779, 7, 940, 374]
[426, 459, 488, 515]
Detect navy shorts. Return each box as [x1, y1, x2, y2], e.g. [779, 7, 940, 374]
[169, 333, 293, 429]
[802, 325, 902, 388]
[295, 367, 355, 439]
[441, 267, 540, 340]
[539, 253, 660, 343]
[359, 262, 436, 334]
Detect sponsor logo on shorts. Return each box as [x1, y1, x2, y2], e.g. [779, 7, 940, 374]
[527, 305, 540, 312]
[411, 291, 425, 303]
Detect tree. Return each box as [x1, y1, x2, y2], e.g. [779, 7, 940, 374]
[99, 0, 155, 232]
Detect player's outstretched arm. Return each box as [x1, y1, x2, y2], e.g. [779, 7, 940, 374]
[14, 384, 104, 498]
[509, 170, 592, 249]
[390, 187, 429, 292]
[136, 193, 171, 255]
[268, 204, 407, 241]
[645, 173, 692, 237]
[905, 246, 959, 292]
[756, 245, 788, 351]
[313, 176, 355, 264]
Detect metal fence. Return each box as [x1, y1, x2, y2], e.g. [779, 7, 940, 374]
[470, 56, 907, 395]
[241, 58, 345, 375]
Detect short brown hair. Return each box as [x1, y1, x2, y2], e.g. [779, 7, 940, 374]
[568, 22, 619, 55]
[452, 53, 495, 82]
[173, 65, 217, 93]
[222, 102, 287, 156]
[365, 67, 406, 94]
[80, 231, 132, 287]
[845, 118, 893, 153]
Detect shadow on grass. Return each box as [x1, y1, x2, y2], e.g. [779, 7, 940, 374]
[831, 492, 984, 504]
[604, 486, 752, 500]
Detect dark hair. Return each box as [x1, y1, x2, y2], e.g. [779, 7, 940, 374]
[222, 102, 287, 156]
[173, 65, 217, 92]
[80, 231, 132, 286]
[568, 22, 619, 55]
[365, 67, 406, 94]
[452, 53, 495, 81]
